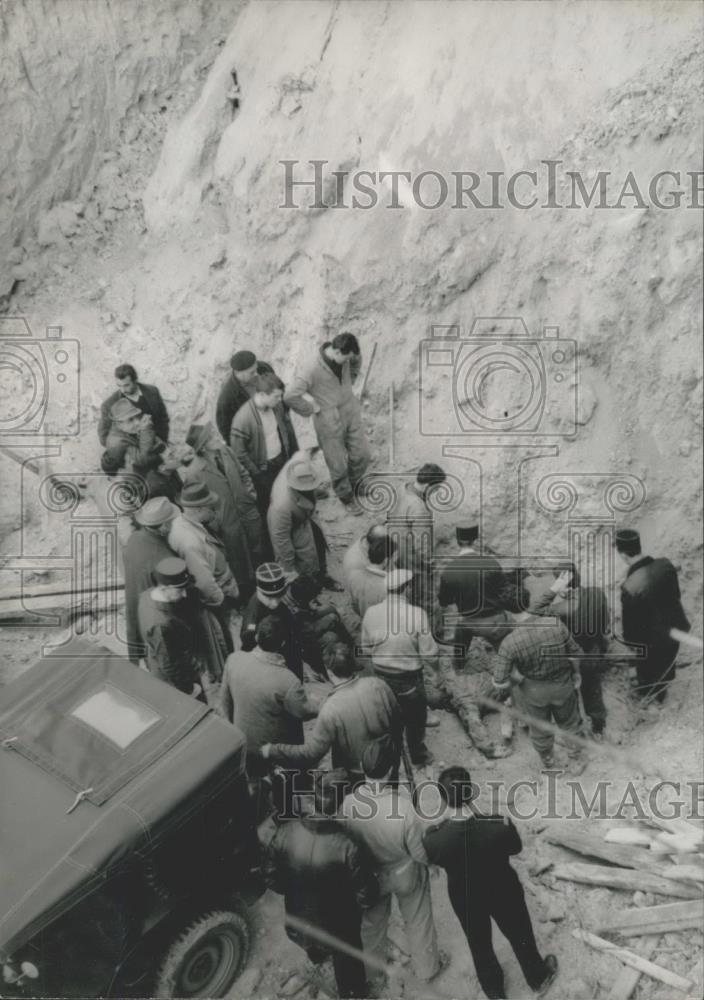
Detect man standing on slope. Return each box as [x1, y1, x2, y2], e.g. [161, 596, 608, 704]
[284, 333, 371, 515]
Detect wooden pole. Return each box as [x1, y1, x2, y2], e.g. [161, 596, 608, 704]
[389, 382, 394, 467]
[572, 929, 693, 993]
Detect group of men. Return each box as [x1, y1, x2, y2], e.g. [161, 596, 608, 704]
[97, 336, 691, 1000]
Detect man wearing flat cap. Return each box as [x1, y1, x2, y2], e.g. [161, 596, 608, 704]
[268, 451, 340, 590]
[215, 350, 276, 443]
[98, 363, 170, 446]
[181, 420, 263, 599]
[104, 395, 163, 474]
[137, 558, 204, 698]
[122, 497, 179, 664]
[616, 528, 690, 703]
[361, 568, 438, 765]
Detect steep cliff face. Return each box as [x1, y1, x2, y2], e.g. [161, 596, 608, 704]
[2, 0, 702, 613]
[0, 0, 239, 295]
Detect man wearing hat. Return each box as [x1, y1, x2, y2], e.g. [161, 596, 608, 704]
[137, 558, 204, 697]
[284, 333, 370, 515]
[268, 451, 340, 589]
[360, 568, 438, 765]
[616, 528, 690, 703]
[340, 738, 446, 989]
[104, 396, 163, 474]
[122, 497, 179, 664]
[438, 525, 511, 665]
[169, 480, 239, 624]
[282, 575, 354, 680]
[98, 363, 170, 446]
[342, 524, 397, 620]
[240, 562, 304, 679]
[215, 350, 276, 442]
[265, 769, 377, 999]
[181, 421, 263, 599]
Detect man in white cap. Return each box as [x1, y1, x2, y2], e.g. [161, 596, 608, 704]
[361, 568, 438, 765]
[268, 451, 341, 591]
[122, 496, 179, 664]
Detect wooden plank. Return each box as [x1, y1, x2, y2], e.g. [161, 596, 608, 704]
[573, 930, 693, 993]
[553, 863, 702, 899]
[599, 899, 704, 937]
[607, 936, 659, 1000]
[544, 827, 701, 885]
[0, 589, 124, 621]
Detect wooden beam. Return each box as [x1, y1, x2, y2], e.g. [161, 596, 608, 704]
[553, 862, 702, 899]
[544, 827, 701, 885]
[572, 929, 693, 994]
[598, 900, 704, 937]
[606, 937, 659, 1000]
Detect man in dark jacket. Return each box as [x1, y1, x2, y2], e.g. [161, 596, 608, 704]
[423, 766, 558, 1000]
[438, 525, 512, 665]
[215, 350, 275, 442]
[98, 363, 170, 444]
[181, 421, 264, 599]
[104, 398, 163, 474]
[266, 769, 377, 999]
[122, 497, 179, 663]
[137, 558, 204, 697]
[240, 562, 304, 679]
[530, 562, 610, 737]
[616, 528, 690, 703]
[230, 372, 298, 514]
[282, 574, 354, 680]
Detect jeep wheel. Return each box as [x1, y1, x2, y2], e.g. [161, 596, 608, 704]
[155, 909, 250, 998]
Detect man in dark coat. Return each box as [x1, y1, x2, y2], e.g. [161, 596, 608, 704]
[122, 497, 179, 663]
[98, 363, 170, 444]
[616, 528, 691, 703]
[265, 769, 378, 999]
[215, 350, 275, 442]
[438, 525, 512, 665]
[181, 421, 264, 600]
[104, 398, 164, 474]
[240, 562, 305, 679]
[137, 558, 204, 698]
[423, 766, 558, 1000]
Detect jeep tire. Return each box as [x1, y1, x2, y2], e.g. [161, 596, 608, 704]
[154, 909, 250, 998]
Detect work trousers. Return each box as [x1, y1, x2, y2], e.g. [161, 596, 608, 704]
[372, 668, 427, 762]
[519, 675, 583, 762]
[254, 454, 287, 558]
[314, 403, 370, 503]
[305, 909, 367, 999]
[579, 658, 607, 733]
[362, 861, 439, 982]
[634, 641, 678, 703]
[457, 881, 547, 999]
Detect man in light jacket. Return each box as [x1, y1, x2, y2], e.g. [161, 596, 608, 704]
[268, 452, 340, 590]
[284, 333, 370, 515]
[343, 525, 397, 619]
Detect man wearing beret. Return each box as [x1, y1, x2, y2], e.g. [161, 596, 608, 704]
[423, 765, 557, 999]
[215, 350, 275, 443]
[616, 528, 690, 703]
[137, 558, 205, 698]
